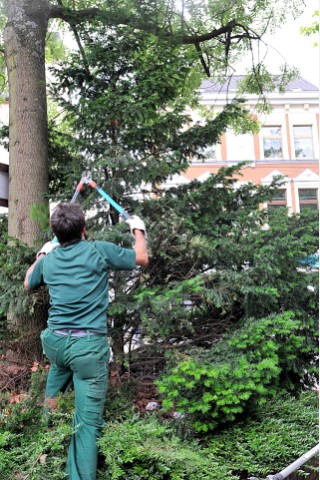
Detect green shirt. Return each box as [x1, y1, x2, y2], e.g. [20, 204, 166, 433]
[28, 241, 136, 333]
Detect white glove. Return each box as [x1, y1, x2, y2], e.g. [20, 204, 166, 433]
[125, 215, 147, 239]
[36, 241, 60, 258]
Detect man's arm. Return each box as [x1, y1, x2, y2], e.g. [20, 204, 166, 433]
[125, 216, 149, 266]
[133, 230, 148, 266]
[24, 241, 59, 290]
[24, 254, 45, 290]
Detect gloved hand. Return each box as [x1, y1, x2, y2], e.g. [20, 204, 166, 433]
[125, 215, 147, 239]
[36, 241, 60, 259]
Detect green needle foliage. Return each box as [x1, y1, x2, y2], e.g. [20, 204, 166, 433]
[157, 311, 317, 431]
[0, 371, 317, 479]
[0, 170, 318, 430]
[97, 391, 318, 480]
[0, 0, 318, 436]
[48, 19, 259, 219]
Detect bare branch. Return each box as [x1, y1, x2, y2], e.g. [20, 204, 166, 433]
[55, 0, 91, 77]
[49, 5, 239, 46]
[181, 20, 237, 44]
[49, 5, 101, 22]
[194, 43, 211, 77]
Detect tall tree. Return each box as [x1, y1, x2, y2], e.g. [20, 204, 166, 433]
[48, 22, 262, 369]
[3, 0, 302, 245]
[4, 0, 49, 245]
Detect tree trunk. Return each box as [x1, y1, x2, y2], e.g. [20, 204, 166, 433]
[4, 0, 50, 246]
[3, 0, 51, 362]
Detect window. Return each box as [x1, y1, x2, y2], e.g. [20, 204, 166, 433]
[196, 145, 216, 162]
[267, 189, 287, 209]
[299, 188, 318, 210]
[293, 126, 314, 159]
[262, 126, 283, 159]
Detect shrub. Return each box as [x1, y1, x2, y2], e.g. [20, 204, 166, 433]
[208, 391, 318, 479]
[0, 368, 71, 480]
[156, 311, 318, 431]
[0, 416, 71, 480]
[0, 373, 317, 480]
[0, 399, 72, 480]
[97, 392, 318, 480]
[98, 415, 234, 480]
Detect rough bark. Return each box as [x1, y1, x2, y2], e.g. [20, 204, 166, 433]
[4, 0, 50, 246]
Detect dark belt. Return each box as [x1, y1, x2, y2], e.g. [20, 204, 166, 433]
[53, 329, 105, 337]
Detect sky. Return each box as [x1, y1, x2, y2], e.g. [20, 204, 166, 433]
[257, 2, 319, 86]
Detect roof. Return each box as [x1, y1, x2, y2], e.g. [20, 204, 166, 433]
[199, 76, 319, 93]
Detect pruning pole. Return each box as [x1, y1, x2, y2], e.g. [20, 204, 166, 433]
[87, 179, 131, 220]
[248, 444, 319, 480]
[52, 171, 132, 244]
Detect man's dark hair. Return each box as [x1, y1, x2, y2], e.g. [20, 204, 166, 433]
[51, 203, 86, 246]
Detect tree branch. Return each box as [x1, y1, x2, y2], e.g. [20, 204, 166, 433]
[49, 5, 101, 22]
[194, 43, 211, 77]
[181, 20, 237, 44]
[49, 5, 238, 45]
[54, 0, 91, 77]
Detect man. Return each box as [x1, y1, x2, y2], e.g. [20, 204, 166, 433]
[24, 202, 148, 480]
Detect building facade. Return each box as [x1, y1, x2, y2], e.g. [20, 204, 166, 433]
[0, 100, 9, 212]
[182, 76, 319, 213]
[1, 77, 318, 214]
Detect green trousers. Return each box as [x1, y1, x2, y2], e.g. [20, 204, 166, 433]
[40, 328, 109, 480]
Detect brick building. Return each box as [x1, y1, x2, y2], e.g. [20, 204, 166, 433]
[181, 76, 319, 213]
[1, 76, 319, 214]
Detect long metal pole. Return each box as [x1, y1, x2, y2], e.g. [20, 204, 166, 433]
[248, 444, 320, 480]
[266, 444, 319, 480]
[88, 181, 131, 220]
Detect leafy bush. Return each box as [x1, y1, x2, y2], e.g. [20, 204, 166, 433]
[98, 415, 234, 480]
[0, 415, 71, 480]
[156, 311, 318, 431]
[0, 215, 50, 357]
[0, 368, 72, 479]
[97, 391, 318, 480]
[208, 391, 318, 479]
[0, 216, 39, 320]
[0, 370, 317, 480]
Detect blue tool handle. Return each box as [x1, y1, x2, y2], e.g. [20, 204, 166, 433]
[50, 181, 131, 247]
[95, 186, 131, 220]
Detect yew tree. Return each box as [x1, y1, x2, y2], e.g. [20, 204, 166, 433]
[0, 2, 317, 407]
[2, 0, 304, 245]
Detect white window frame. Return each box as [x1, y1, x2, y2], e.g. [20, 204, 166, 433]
[294, 182, 319, 213]
[261, 170, 292, 213]
[259, 122, 288, 160]
[293, 169, 319, 213]
[267, 188, 288, 210]
[191, 143, 222, 163]
[290, 122, 318, 160]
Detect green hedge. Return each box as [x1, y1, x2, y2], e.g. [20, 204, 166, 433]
[208, 391, 318, 479]
[156, 311, 318, 431]
[97, 391, 318, 480]
[0, 375, 317, 480]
